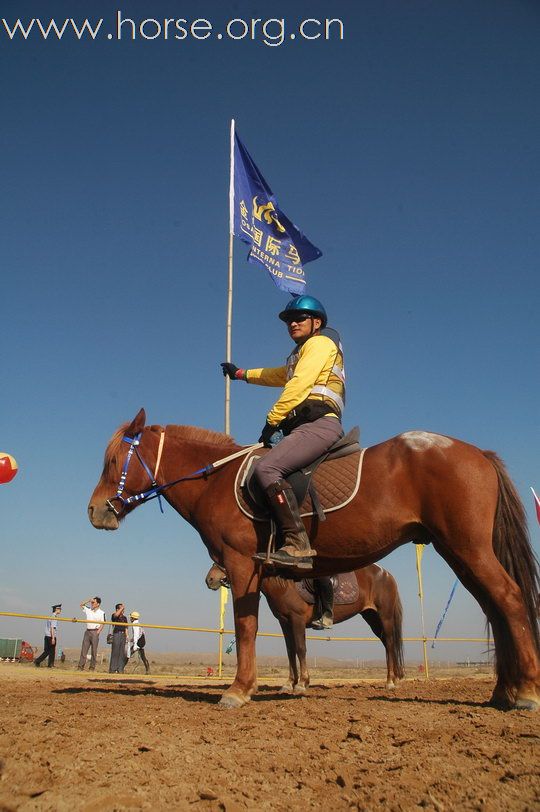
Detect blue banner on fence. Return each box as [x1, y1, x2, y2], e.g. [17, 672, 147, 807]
[231, 130, 322, 295]
[431, 579, 458, 648]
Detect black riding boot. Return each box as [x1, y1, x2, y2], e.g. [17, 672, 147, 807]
[311, 577, 334, 629]
[263, 479, 317, 570]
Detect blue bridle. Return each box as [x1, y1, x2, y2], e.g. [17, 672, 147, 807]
[106, 433, 165, 516]
[106, 431, 258, 518]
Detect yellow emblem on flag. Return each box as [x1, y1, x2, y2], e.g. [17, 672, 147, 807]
[252, 196, 286, 233]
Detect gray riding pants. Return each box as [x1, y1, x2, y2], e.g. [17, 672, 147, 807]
[254, 416, 344, 490]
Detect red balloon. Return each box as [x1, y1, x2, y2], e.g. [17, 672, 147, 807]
[0, 453, 18, 484]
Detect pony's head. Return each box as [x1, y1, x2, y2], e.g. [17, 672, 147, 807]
[205, 563, 230, 590]
[88, 407, 151, 530]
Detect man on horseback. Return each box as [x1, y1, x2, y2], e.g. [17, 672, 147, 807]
[221, 295, 345, 570]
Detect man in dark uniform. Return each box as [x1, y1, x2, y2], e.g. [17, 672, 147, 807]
[34, 604, 61, 667]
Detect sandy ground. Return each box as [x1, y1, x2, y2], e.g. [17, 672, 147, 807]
[0, 666, 538, 811]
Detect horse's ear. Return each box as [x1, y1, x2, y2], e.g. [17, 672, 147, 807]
[127, 408, 146, 436]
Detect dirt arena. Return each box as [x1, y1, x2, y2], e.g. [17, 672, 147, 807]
[0, 667, 538, 811]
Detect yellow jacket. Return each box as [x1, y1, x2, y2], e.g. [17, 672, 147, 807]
[246, 334, 345, 427]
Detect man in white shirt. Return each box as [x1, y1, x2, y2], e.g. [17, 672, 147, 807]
[77, 596, 105, 671]
[35, 604, 62, 667]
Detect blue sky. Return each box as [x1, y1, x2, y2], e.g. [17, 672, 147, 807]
[1, 0, 539, 664]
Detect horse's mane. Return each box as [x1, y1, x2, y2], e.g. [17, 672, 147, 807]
[103, 422, 238, 478]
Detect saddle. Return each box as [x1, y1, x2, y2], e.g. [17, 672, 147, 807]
[295, 572, 360, 606]
[235, 427, 366, 522]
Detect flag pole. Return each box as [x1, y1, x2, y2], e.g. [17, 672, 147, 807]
[225, 118, 235, 436]
[415, 544, 430, 679]
[219, 119, 235, 674]
[218, 583, 228, 678]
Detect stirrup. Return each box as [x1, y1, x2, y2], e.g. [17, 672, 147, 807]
[253, 551, 314, 570]
[269, 549, 314, 570]
[280, 544, 318, 558]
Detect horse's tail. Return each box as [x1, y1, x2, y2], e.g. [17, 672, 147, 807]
[391, 589, 405, 680]
[483, 451, 540, 659]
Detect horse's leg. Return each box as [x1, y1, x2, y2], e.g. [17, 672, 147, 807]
[219, 551, 261, 709]
[278, 617, 298, 693]
[435, 551, 510, 705]
[435, 541, 540, 709]
[457, 571, 510, 707]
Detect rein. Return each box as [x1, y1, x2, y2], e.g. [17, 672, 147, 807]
[106, 430, 263, 517]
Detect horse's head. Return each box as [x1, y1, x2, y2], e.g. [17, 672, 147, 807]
[88, 408, 153, 530]
[205, 563, 230, 590]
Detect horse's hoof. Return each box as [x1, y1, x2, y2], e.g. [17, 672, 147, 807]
[489, 686, 515, 710]
[514, 697, 539, 711]
[218, 693, 250, 709]
[279, 683, 294, 694]
[293, 684, 308, 695]
[489, 696, 512, 710]
[385, 681, 396, 690]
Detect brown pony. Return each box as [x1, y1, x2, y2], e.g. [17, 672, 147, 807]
[88, 409, 540, 710]
[205, 563, 404, 692]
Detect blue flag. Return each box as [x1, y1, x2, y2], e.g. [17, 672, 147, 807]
[230, 129, 322, 295]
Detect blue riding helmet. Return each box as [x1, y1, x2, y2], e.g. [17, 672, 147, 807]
[278, 295, 328, 328]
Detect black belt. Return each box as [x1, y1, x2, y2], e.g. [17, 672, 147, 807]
[281, 399, 339, 434]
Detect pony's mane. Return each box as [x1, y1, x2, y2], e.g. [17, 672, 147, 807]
[163, 424, 237, 448]
[102, 422, 131, 477]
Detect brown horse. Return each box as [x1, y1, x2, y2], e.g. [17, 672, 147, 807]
[88, 409, 540, 710]
[205, 563, 404, 692]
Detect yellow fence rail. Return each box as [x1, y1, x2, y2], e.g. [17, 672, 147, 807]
[0, 611, 489, 643]
[0, 610, 489, 681]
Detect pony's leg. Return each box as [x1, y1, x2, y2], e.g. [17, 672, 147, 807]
[379, 613, 398, 689]
[379, 591, 405, 687]
[361, 610, 395, 688]
[437, 543, 540, 709]
[278, 618, 298, 693]
[291, 612, 310, 694]
[219, 553, 261, 709]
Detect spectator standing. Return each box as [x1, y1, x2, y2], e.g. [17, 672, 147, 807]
[77, 596, 105, 671]
[128, 610, 150, 674]
[109, 602, 128, 673]
[34, 604, 62, 667]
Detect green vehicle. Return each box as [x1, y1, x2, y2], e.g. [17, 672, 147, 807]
[0, 638, 34, 661]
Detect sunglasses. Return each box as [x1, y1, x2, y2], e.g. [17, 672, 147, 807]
[283, 312, 312, 325]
